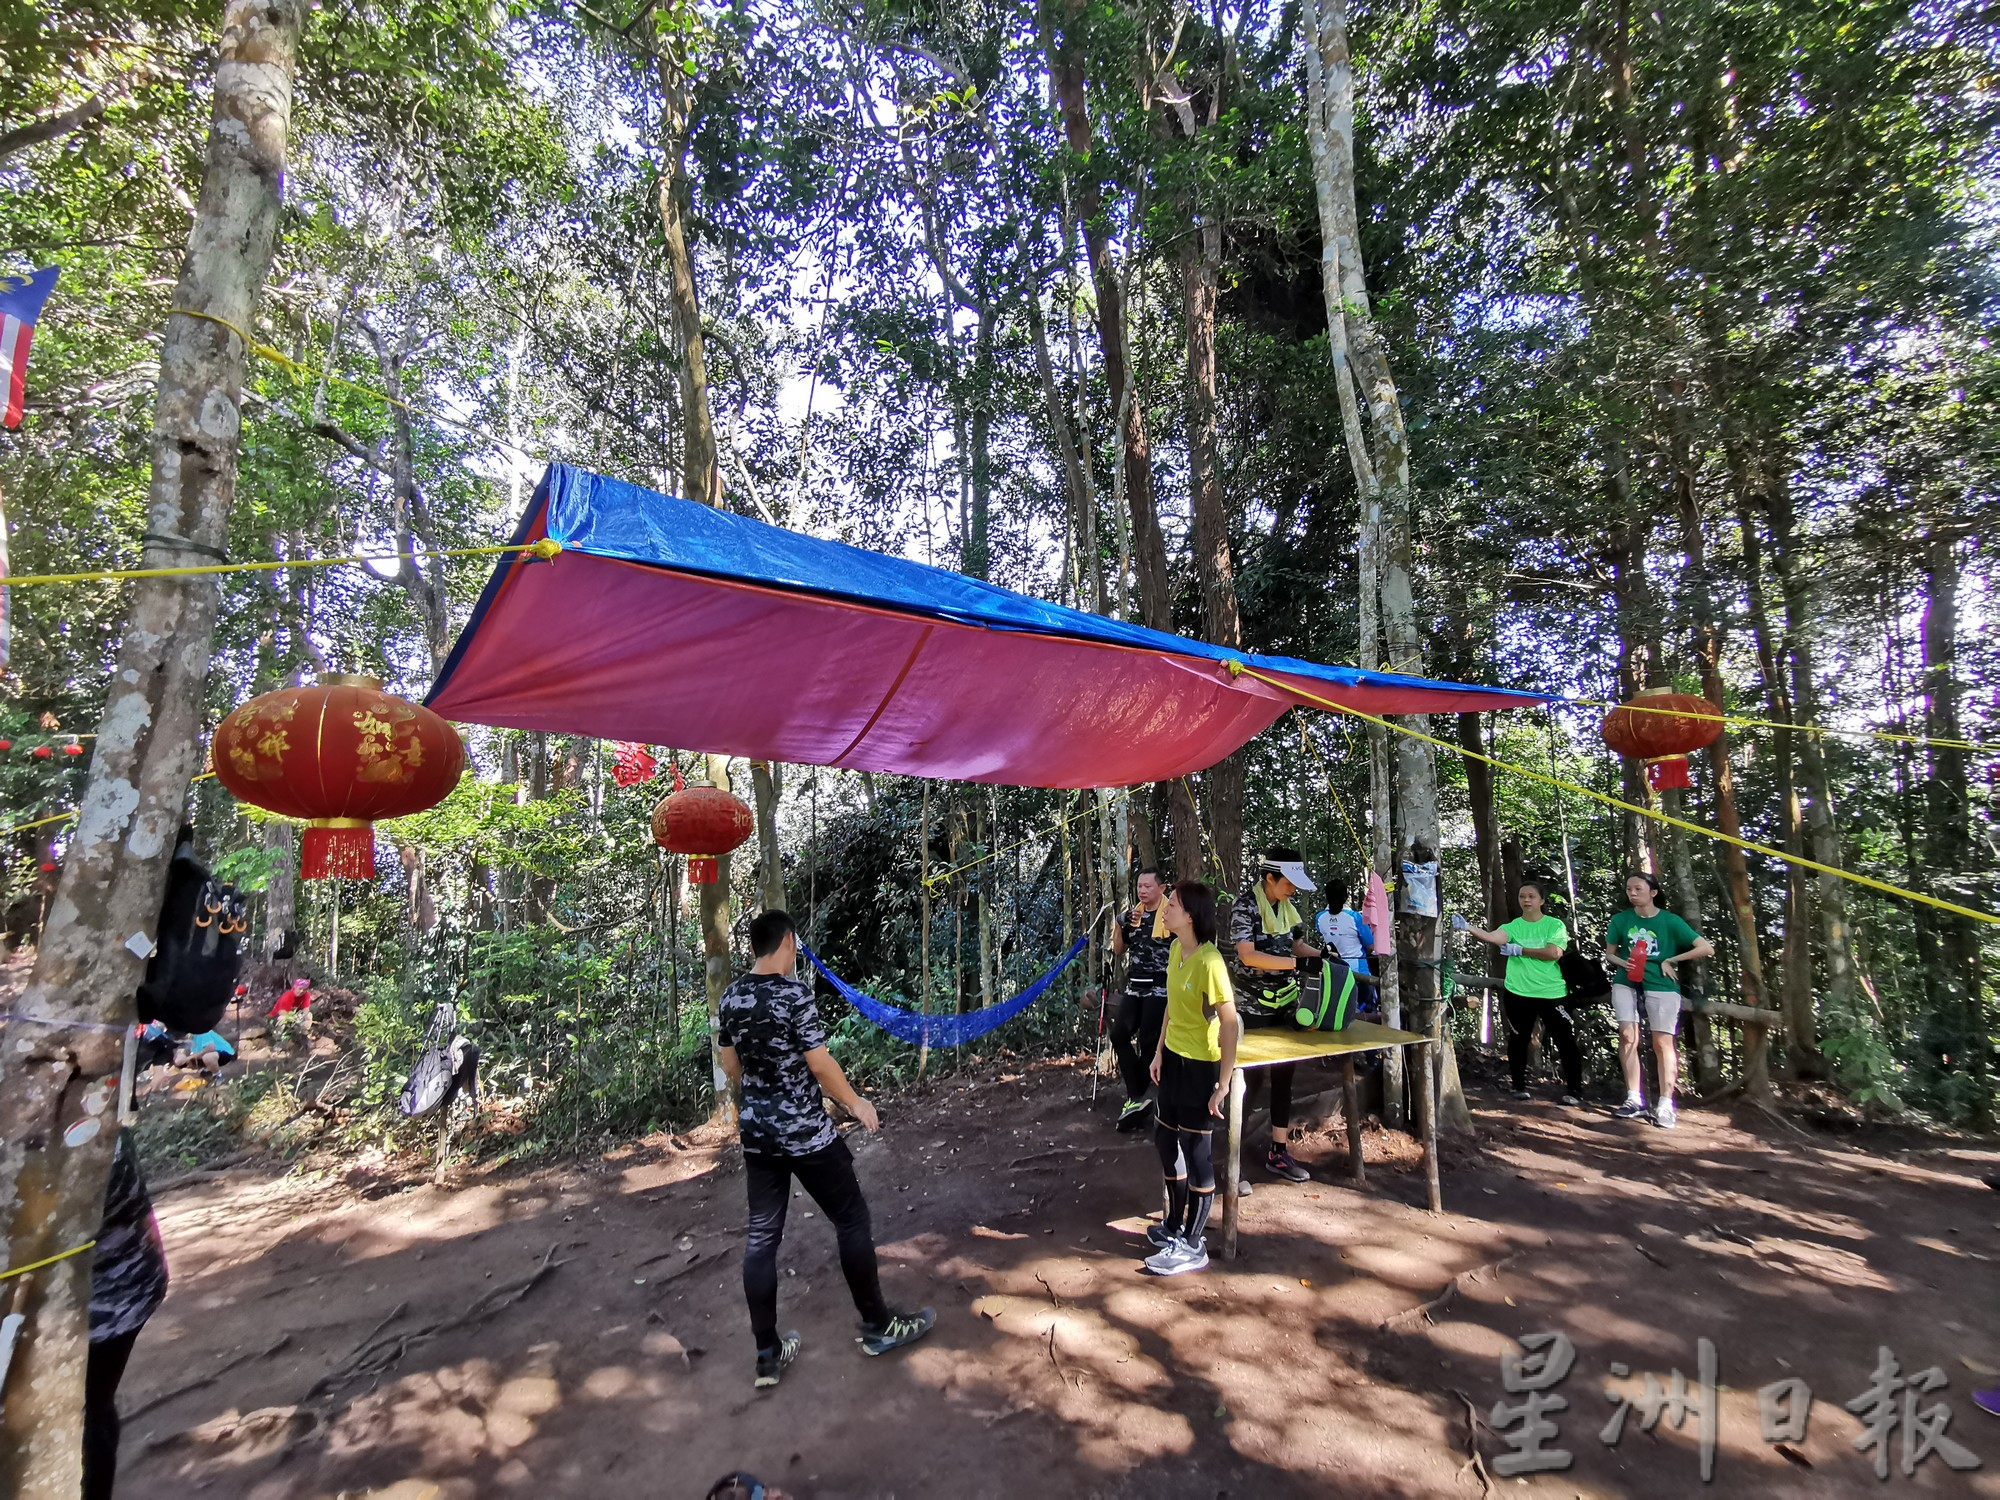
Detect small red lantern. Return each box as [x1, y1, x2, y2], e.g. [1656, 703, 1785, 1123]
[30, 745, 51, 759]
[211, 673, 466, 879]
[0, 739, 11, 751]
[1601, 688, 1724, 791]
[652, 783, 753, 884]
[62, 742, 83, 757]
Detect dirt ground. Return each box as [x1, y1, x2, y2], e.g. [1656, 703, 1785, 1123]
[102, 1046, 2000, 1500]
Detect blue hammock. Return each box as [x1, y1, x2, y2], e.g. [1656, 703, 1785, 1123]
[802, 932, 1091, 1048]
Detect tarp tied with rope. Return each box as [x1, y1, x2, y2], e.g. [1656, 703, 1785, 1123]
[428, 465, 1546, 787]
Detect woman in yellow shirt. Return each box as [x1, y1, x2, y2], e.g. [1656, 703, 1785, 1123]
[1143, 880, 1239, 1275]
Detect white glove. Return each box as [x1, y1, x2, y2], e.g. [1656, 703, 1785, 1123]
[1448, 913, 1468, 932]
[1500, 942, 1523, 957]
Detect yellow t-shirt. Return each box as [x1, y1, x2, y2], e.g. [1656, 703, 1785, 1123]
[1165, 940, 1232, 1063]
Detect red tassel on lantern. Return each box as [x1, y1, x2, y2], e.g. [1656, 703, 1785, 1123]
[1645, 756, 1692, 791]
[687, 854, 720, 884]
[301, 821, 379, 879]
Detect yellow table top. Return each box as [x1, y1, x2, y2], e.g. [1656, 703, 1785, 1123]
[1235, 1020, 1428, 1069]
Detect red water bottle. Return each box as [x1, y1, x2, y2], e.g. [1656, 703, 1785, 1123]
[1625, 935, 1650, 985]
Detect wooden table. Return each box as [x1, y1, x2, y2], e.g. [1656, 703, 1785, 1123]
[1215, 1019, 1436, 1259]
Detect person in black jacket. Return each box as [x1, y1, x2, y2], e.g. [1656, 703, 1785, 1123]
[1108, 869, 1173, 1130]
[84, 1128, 169, 1499]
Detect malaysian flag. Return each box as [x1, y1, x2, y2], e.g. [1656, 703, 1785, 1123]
[1, 267, 60, 429]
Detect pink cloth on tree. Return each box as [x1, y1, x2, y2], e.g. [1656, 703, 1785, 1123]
[1362, 871, 1394, 954]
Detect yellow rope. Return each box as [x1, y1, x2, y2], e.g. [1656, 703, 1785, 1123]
[1, 809, 78, 838]
[1298, 720, 1373, 869]
[4, 536, 560, 589]
[0, 1239, 95, 1282]
[1228, 663, 2000, 928]
[922, 788, 1130, 889]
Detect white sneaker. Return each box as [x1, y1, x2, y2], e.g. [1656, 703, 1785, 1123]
[1144, 1237, 1209, 1276]
[1652, 1100, 1677, 1130]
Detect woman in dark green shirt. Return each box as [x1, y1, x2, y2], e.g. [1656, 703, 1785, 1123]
[1602, 871, 1713, 1129]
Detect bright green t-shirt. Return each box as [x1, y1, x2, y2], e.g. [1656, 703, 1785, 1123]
[1606, 908, 1700, 993]
[1165, 940, 1232, 1063]
[1500, 915, 1569, 999]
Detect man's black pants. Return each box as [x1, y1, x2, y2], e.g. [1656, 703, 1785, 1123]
[743, 1137, 888, 1351]
[1109, 985, 1168, 1102]
[83, 1329, 139, 1500]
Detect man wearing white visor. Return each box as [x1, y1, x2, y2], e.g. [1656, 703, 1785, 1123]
[1226, 846, 1324, 1182]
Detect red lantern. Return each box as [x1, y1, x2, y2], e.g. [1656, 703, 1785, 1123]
[211, 673, 466, 879]
[30, 744, 50, 759]
[652, 784, 753, 884]
[62, 742, 83, 757]
[1600, 688, 1723, 792]
[0, 739, 11, 751]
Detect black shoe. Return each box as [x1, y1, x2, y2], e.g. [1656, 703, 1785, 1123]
[1116, 1097, 1154, 1131]
[754, 1331, 801, 1389]
[1264, 1146, 1309, 1183]
[858, 1306, 936, 1356]
[1510, 1088, 1532, 1101]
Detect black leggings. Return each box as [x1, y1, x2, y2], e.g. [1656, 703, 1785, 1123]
[1503, 989, 1582, 1094]
[1109, 985, 1168, 1103]
[83, 1329, 139, 1500]
[1154, 1053, 1220, 1242]
[742, 1138, 889, 1351]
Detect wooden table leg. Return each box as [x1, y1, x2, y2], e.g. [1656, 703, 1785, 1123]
[1420, 1040, 1443, 1213]
[1342, 1055, 1365, 1184]
[1222, 1065, 1246, 1260]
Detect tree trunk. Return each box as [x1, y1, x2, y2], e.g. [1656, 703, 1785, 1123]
[1670, 435, 1769, 1096]
[655, 17, 735, 1110]
[263, 817, 295, 958]
[750, 760, 785, 913]
[0, 6, 304, 1490]
[1918, 532, 1982, 1091]
[1050, 24, 1202, 878]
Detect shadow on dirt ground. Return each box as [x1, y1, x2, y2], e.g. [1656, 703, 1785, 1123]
[114, 1050, 2000, 1499]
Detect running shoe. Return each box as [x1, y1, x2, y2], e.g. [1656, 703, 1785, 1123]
[1146, 1221, 1178, 1249]
[1145, 1237, 1210, 1277]
[1510, 1089, 1532, 1101]
[1652, 1100, 1677, 1130]
[1116, 1097, 1155, 1131]
[1559, 1094, 1583, 1108]
[1264, 1146, 1310, 1182]
[857, 1306, 936, 1357]
[754, 1331, 801, 1389]
[1612, 1098, 1648, 1120]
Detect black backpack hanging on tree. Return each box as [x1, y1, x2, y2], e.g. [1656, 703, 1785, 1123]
[135, 831, 248, 1033]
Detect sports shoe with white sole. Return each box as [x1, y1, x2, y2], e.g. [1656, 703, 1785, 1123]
[1652, 1100, 1677, 1130]
[1612, 1098, 1647, 1120]
[1143, 1237, 1210, 1276]
[754, 1331, 801, 1389]
[857, 1307, 935, 1356]
[1146, 1221, 1177, 1249]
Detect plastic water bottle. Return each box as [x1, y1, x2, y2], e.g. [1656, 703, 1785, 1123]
[1625, 935, 1650, 984]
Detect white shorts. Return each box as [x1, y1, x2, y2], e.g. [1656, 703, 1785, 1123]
[1612, 984, 1682, 1035]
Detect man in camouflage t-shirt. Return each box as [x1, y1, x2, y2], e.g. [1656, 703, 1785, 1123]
[716, 909, 934, 1389]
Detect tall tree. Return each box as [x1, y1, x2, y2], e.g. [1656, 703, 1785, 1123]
[0, 4, 305, 1490]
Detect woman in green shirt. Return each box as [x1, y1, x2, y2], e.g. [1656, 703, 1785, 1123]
[1602, 871, 1713, 1129]
[1462, 880, 1581, 1105]
[1142, 880, 1238, 1277]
